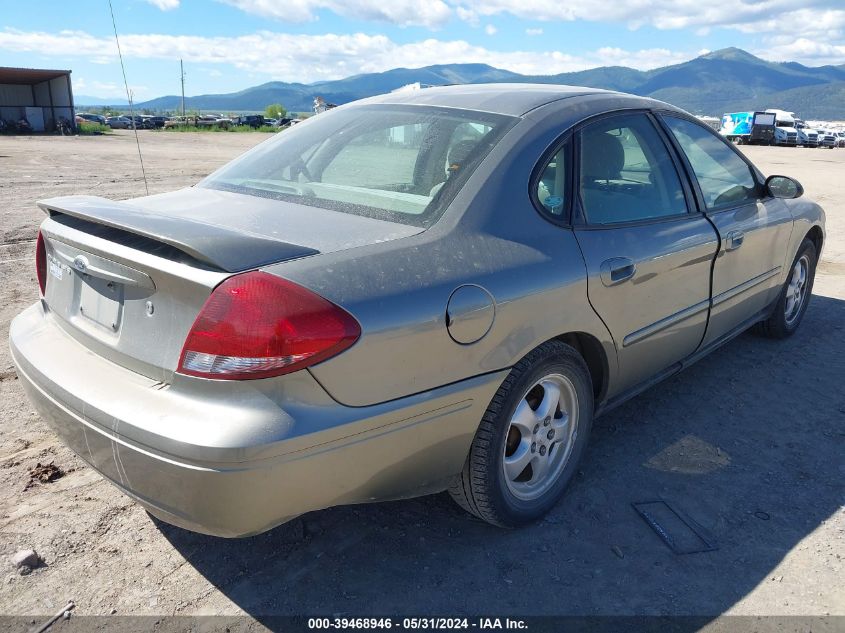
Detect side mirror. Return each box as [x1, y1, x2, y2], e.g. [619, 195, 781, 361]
[766, 175, 803, 199]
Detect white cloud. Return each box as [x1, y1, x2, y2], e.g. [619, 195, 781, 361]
[145, 0, 180, 10]
[451, 0, 843, 35]
[732, 8, 845, 35]
[484, 24, 497, 36]
[75, 78, 148, 98]
[454, 6, 479, 26]
[219, 0, 451, 27]
[75, 78, 118, 94]
[218, 0, 845, 40]
[763, 38, 845, 66]
[207, 0, 845, 56]
[727, 8, 845, 64]
[0, 28, 692, 83]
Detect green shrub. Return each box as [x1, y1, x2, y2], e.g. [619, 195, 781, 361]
[161, 124, 279, 133]
[77, 121, 111, 135]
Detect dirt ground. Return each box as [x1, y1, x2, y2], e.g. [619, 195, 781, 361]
[0, 131, 843, 621]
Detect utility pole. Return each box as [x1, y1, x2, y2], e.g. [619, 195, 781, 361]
[180, 59, 186, 118]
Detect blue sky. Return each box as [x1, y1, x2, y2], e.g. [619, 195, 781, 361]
[1, 0, 844, 100]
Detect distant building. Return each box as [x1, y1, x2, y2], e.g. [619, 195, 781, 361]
[313, 96, 337, 115]
[696, 115, 721, 131]
[0, 67, 75, 132]
[391, 82, 437, 94]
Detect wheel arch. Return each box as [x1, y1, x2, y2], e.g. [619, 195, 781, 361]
[805, 224, 824, 257]
[554, 331, 608, 403]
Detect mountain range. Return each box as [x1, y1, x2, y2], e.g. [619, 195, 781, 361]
[79, 48, 845, 119]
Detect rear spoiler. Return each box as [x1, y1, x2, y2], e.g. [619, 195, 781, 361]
[37, 195, 319, 273]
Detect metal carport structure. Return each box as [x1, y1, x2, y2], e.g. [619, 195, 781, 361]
[0, 67, 75, 132]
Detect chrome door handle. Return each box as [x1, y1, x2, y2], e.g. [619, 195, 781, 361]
[600, 257, 636, 286]
[726, 230, 745, 251]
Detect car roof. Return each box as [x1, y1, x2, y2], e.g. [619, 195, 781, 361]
[352, 83, 658, 117]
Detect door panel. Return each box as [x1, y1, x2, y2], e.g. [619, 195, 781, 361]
[575, 219, 718, 396]
[574, 112, 719, 397]
[701, 199, 794, 345]
[659, 115, 795, 345]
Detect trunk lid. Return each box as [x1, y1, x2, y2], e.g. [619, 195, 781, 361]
[39, 188, 422, 272]
[37, 188, 422, 382]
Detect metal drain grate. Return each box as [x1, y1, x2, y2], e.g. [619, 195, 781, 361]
[633, 500, 717, 555]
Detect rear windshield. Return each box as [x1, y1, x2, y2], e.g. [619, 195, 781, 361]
[200, 105, 516, 227]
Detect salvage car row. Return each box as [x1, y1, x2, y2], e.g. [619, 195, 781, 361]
[74, 112, 299, 130]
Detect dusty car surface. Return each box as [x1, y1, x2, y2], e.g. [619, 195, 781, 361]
[9, 85, 825, 537]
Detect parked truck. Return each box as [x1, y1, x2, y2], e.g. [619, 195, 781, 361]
[765, 109, 801, 146]
[816, 129, 837, 149]
[794, 118, 819, 147]
[719, 111, 776, 145]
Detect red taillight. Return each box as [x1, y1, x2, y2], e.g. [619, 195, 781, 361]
[35, 231, 47, 296]
[177, 271, 360, 380]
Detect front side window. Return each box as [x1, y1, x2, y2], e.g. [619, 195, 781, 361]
[201, 105, 515, 228]
[578, 114, 688, 225]
[662, 116, 759, 209]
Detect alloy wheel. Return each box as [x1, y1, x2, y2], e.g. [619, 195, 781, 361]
[502, 373, 579, 501]
[785, 254, 810, 326]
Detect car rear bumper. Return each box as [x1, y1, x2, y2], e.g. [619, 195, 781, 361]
[10, 303, 505, 537]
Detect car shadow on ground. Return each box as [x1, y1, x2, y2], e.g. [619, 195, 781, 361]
[157, 293, 845, 621]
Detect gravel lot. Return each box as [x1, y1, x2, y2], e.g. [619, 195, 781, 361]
[1, 131, 843, 620]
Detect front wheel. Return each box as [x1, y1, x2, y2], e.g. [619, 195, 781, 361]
[449, 341, 593, 527]
[755, 237, 817, 338]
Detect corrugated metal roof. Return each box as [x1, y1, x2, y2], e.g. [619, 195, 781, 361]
[0, 67, 71, 85]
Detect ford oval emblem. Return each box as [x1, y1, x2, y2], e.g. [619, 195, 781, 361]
[73, 255, 88, 273]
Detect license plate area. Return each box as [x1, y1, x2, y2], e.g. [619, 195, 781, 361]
[77, 275, 124, 332]
[48, 255, 64, 281]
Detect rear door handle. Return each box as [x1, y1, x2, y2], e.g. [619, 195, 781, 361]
[725, 230, 745, 251]
[600, 257, 636, 286]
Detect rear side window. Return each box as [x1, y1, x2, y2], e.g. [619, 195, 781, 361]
[662, 116, 758, 209]
[536, 145, 568, 217]
[578, 114, 688, 225]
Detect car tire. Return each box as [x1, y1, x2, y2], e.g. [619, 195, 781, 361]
[755, 237, 817, 339]
[448, 341, 593, 527]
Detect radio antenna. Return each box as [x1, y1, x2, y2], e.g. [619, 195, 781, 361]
[108, 0, 149, 195]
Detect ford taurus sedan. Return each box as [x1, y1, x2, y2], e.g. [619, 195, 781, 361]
[10, 85, 825, 537]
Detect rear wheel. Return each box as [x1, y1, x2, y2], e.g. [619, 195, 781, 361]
[449, 341, 593, 527]
[755, 237, 817, 338]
